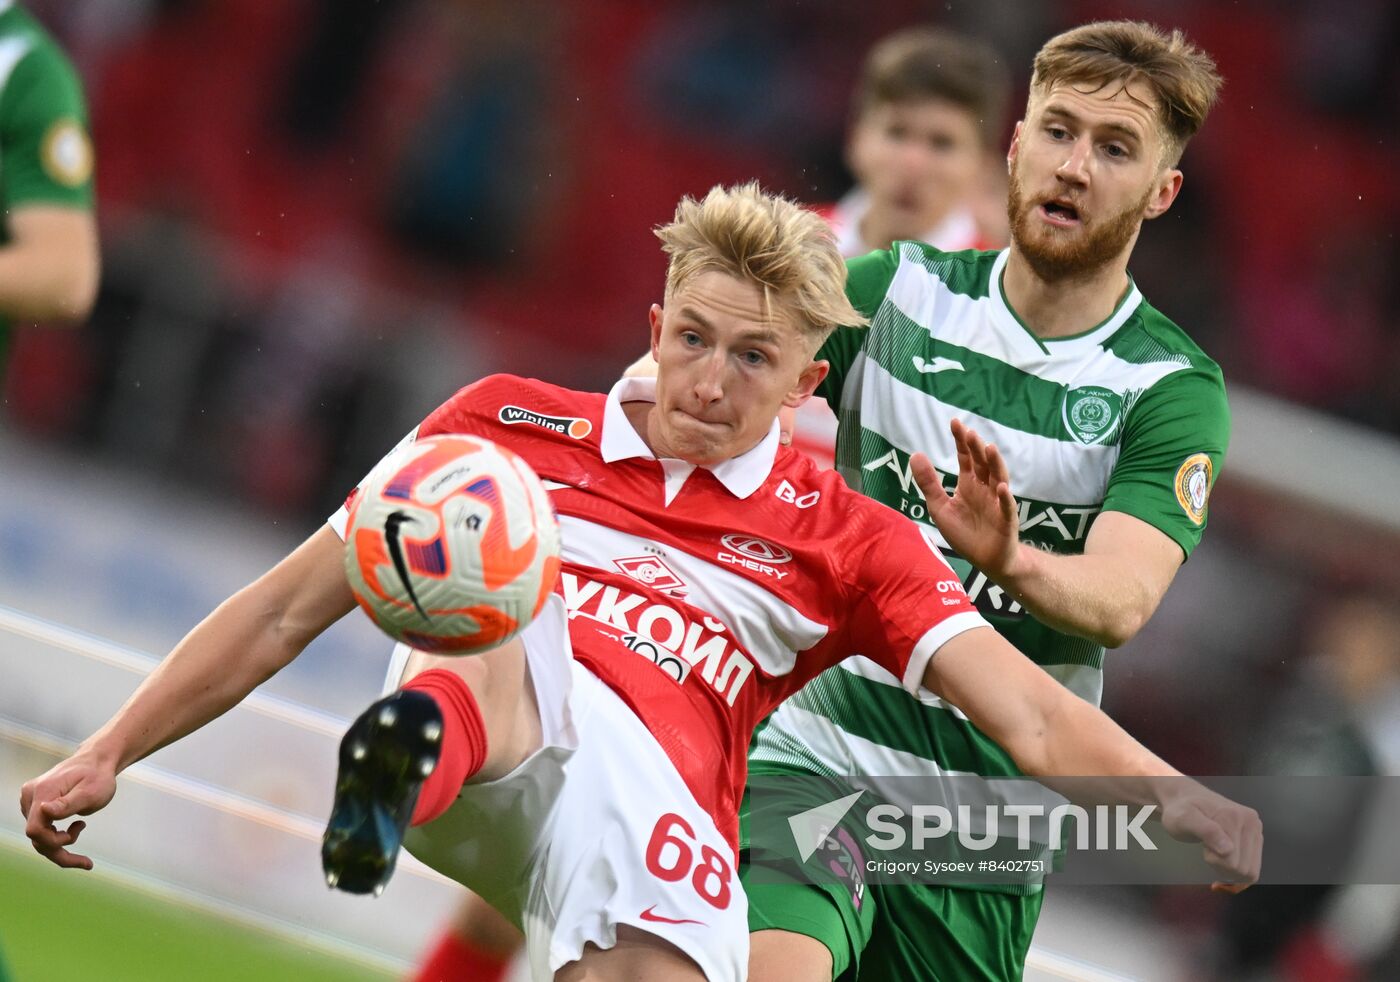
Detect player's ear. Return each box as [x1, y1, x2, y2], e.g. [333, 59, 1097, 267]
[845, 113, 871, 177]
[1143, 168, 1183, 220]
[784, 359, 829, 409]
[649, 304, 664, 360]
[1006, 120, 1023, 174]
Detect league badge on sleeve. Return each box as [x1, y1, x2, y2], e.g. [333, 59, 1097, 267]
[1174, 453, 1213, 525]
[41, 118, 93, 188]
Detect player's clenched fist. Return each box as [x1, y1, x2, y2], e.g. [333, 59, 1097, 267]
[1158, 783, 1263, 893]
[19, 750, 117, 870]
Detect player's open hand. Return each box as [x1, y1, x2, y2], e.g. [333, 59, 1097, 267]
[19, 751, 118, 870]
[1158, 783, 1262, 893]
[912, 419, 1021, 578]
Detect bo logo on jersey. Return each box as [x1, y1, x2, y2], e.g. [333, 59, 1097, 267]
[776, 479, 820, 509]
[1062, 386, 1124, 446]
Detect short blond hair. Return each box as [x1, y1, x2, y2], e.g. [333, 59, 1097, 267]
[655, 182, 867, 347]
[1031, 20, 1222, 166]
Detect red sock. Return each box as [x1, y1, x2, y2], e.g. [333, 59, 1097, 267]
[403, 669, 488, 826]
[412, 928, 511, 982]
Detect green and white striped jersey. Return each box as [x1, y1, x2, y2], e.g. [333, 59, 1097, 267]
[750, 242, 1229, 890]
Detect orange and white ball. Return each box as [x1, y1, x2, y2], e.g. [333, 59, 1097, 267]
[344, 434, 561, 653]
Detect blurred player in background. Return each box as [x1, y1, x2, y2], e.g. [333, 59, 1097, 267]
[0, 6, 95, 976]
[820, 26, 1009, 260]
[21, 184, 1258, 982]
[1214, 593, 1400, 979]
[792, 26, 1010, 469]
[0, 0, 98, 371]
[746, 21, 1230, 982]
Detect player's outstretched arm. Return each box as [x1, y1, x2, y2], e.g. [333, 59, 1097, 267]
[20, 525, 356, 869]
[914, 419, 1182, 648]
[921, 628, 1262, 891]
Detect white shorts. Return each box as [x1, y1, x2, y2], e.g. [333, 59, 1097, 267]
[384, 598, 749, 981]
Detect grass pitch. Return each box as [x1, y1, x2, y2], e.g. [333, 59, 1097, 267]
[0, 842, 394, 982]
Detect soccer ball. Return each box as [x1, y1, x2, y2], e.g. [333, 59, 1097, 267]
[343, 434, 562, 654]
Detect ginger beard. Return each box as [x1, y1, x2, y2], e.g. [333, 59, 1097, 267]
[1006, 155, 1153, 281]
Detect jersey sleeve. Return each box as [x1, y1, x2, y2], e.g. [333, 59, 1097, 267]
[816, 247, 899, 405]
[327, 375, 508, 538]
[845, 518, 990, 695]
[0, 42, 93, 209]
[1100, 366, 1230, 558]
[327, 425, 420, 539]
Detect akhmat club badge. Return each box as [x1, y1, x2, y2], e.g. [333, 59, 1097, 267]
[1062, 386, 1123, 445]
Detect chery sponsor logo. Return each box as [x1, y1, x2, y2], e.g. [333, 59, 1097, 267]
[718, 534, 793, 580]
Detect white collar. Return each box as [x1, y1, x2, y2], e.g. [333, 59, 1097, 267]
[831, 187, 981, 257]
[987, 248, 1143, 354]
[0, 2, 15, 15]
[600, 376, 780, 502]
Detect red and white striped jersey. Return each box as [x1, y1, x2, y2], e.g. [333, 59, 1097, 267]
[346, 374, 986, 847]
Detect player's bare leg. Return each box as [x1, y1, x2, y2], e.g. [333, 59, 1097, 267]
[399, 640, 543, 781]
[555, 925, 708, 981]
[749, 929, 833, 982]
[321, 638, 541, 894]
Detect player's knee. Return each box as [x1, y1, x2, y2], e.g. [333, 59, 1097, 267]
[402, 640, 540, 780]
[749, 928, 834, 982]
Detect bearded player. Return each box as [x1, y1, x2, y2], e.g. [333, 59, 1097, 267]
[745, 20, 1233, 982]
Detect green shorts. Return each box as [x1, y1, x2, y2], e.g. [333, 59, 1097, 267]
[740, 787, 1043, 981]
[856, 883, 1043, 982]
[741, 782, 874, 979]
[743, 879, 1042, 981]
